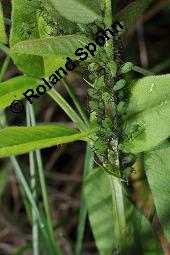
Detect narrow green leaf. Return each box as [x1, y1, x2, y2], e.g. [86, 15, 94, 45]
[0, 2, 7, 44]
[27, 104, 62, 255]
[144, 141, 170, 242]
[122, 75, 170, 153]
[11, 156, 61, 255]
[85, 168, 118, 255]
[62, 79, 90, 128]
[26, 104, 39, 255]
[47, 0, 102, 24]
[116, 0, 152, 30]
[0, 56, 10, 82]
[75, 144, 94, 255]
[11, 35, 91, 58]
[0, 125, 94, 157]
[48, 88, 88, 132]
[0, 76, 40, 111]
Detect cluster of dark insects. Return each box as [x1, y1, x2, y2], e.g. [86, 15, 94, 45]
[20, 0, 66, 39]
[82, 22, 138, 179]
[19, 2, 140, 179]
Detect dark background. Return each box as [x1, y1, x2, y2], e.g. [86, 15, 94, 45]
[0, 0, 170, 254]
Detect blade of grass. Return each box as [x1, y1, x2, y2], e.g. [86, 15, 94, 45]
[48, 87, 88, 132]
[109, 176, 126, 252]
[75, 143, 94, 255]
[0, 55, 10, 81]
[62, 79, 90, 128]
[10, 156, 60, 255]
[28, 103, 63, 255]
[0, 43, 9, 55]
[26, 103, 39, 255]
[0, 51, 42, 255]
[132, 65, 154, 76]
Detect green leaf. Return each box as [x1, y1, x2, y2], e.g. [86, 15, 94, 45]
[85, 168, 162, 255]
[0, 76, 40, 111]
[75, 144, 94, 255]
[84, 168, 118, 255]
[144, 141, 170, 242]
[11, 35, 91, 58]
[116, 0, 152, 29]
[0, 2, 7, 44]
[122, 75, 170, 153]
[47, 0, 103, 24]
[0, 125, 94, 157]
[10, 0, 44, 78]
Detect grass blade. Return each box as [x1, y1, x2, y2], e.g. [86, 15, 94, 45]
[48, 87, 88, 131]
[62, 79, 90, 128]
[28, 104, 63, 255]
[75, 144, 94, 255]
[26, 103, 39, 255]
[10, 156, 60, 255]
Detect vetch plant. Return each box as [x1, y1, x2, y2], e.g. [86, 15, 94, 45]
[10, 21, 123, 107]
[0, 0, 170, 255]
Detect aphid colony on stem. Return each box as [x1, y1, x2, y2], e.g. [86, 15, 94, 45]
[22, 0, 136, 179]
[81, 22, 136, 179]
[21, 0, 68, 38]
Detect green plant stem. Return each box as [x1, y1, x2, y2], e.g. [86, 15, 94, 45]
[0, 55, 10, 81]
[48, 88, 87, 132]
[26, 103, 39, 255]
[104, 0, 126, 252]
[62, 79, 90, 128]
[110, 176, 126, 252]
[75, 144, 94, 255]
[28, 104, 62, 255]
[30, 153, 39, 255]
[132, 65, 154, 76]
[0, 43, 10, 55]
